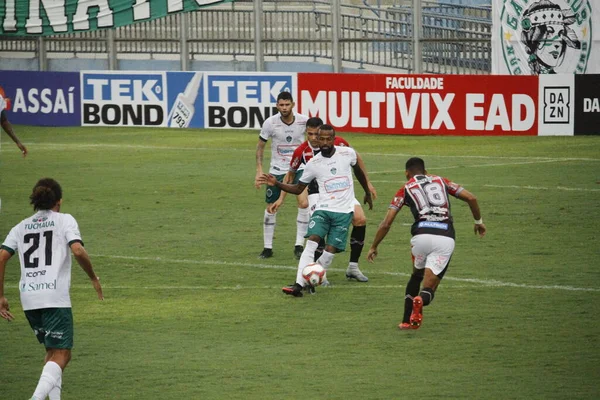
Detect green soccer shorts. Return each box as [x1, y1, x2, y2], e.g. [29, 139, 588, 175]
[306, 210, 353, 252]
[265, 170, 304, 203]
[25, 308, 74, 349]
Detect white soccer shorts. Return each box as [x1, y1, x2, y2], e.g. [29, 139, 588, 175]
[308, 194, 360, 217]
[410, 234, 455, 276]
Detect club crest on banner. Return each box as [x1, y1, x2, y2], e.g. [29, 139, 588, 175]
[499, 0, 593, 74]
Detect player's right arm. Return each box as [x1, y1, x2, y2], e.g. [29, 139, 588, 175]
[0, 248, 14, 321]
[70, 242, 104, 300]
[1, 110, 27, 157]
[255, 138, 267, 189]
[367, 207, 400, 262]
[368, 188, 405, 262]
[268, 144, 305, 212]
[255, 119, 273, 189]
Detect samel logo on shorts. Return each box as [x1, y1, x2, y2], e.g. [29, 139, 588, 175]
[500, 0, 593, 74]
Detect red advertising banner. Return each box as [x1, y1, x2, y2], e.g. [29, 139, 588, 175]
[297, 73, 539, 136]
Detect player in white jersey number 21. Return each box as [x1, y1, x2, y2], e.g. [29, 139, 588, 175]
[0, 178, 103, 400]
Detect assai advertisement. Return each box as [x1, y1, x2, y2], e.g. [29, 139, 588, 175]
[0, 71, 80, 126]
[204, 72, 296, 129]
[81, 71, 168, 127]
[298, 73, 539, 135]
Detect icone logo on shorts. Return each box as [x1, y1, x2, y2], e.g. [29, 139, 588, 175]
[205, 74, 295, 129]
[81, 72, 167, 126]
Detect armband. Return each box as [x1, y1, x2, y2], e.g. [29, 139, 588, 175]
[474, 218, 483, 225]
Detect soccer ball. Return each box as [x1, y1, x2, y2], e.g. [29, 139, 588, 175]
[302, 263, 326, 287]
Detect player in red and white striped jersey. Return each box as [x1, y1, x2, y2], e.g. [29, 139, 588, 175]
[368, 157, 486, 330]
[270, 117, 377, 284]
[0, 89, 27, 157]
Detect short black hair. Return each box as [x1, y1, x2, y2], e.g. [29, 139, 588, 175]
[405, 157, 426, 174]
[319, 124, 335, 136]
[277, 91, 294, 102]
[306, 117, 323, 128]
[30, 178, 63, 211]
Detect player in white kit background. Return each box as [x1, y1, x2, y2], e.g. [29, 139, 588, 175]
[254, 91, 309, 260]
[0, 178, 103, 400]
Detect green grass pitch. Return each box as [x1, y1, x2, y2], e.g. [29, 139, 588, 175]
[1, 126, 599, 399]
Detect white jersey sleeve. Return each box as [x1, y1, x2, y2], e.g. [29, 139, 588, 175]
[63, 214, 83, 245]
[1, 226, 19, 253]
[259, 117, 274, 142]
[299, 158, 317, 185]
[0, 94, 6, 113]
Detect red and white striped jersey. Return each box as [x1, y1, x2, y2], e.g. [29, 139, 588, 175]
[390, 175, 463, 238]
[289, 136, 350, 173]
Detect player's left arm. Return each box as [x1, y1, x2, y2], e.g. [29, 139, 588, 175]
[268, 171, 297, 213]
[0, 248, 15, 321]
[1, 111, 27, 157]
[352, 158, 373, 210]
[455, 188, 486, 237]
[355, 151, 377, 200]
[70, 242, 104, 300]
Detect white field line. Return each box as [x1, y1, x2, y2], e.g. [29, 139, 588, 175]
[4, 143, 600, 162]
[370, 158, 573, 174]
[87, 254, 600, 292]
[1, 143, 250, 153]
[485, 184, 600, 192]
[357, 152, 600, 162]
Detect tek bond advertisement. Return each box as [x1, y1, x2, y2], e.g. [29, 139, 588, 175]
[81, 71, 168, 127]
[80, 71, 205, 128]
[203, 72, 297, 129]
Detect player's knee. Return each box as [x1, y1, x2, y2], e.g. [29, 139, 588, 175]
[298, 200, 308, 208]
[352, 214, 366, 226]
[49, 349, 72, 369]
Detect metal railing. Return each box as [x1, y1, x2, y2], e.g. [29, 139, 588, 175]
[0, 0, 493, 74]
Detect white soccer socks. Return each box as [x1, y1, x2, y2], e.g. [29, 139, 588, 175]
[263, 210, 277, 249]
[48, 374, 62, 400]
[295, 207, 309, 246]
[32, 361, 62, 400]
[296, 240, 319, 285]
